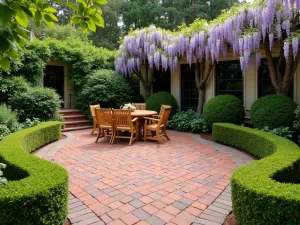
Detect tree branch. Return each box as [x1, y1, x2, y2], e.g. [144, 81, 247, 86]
[133, 68, 146, 88]
[199, 60, 214, 87]
[264, 40, 281, 92]
[195, 59, 200, 88]
[276, 40, 284, 83]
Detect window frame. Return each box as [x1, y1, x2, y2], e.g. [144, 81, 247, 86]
[215, 60, 244, 103]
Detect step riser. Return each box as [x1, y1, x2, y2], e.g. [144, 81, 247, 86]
[65, 122, 91, 128]
[63, 126, 92, 132]
[64, 116, 87, 122]
[60, 112, 85, 116]
[59, 109, 91, 131]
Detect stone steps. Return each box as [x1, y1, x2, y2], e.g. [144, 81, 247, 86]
[59, 109, 92, 132]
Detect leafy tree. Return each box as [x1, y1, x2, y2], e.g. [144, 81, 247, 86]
[43, 24, 90, 43]
[89, 0, 123, 49]
[120, 0, 238, 33]
[0, 0, 107, 71]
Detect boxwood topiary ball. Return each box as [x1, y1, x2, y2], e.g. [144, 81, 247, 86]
[146, 91, 178, 115]
[250, 94, 297, 129]
[203, 95, 245, 129]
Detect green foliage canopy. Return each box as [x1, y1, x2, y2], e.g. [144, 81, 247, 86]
[0, 0, 107, 71]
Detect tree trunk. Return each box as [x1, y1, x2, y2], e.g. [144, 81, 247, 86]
[144, 85, 151, 100]
[197, 87, 205, 114]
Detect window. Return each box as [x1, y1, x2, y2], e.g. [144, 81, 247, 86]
[258, 59, 293, 98]
[181, 64, 198, 111]
[153, 69, 171, 93]
[215, 61, 243, 102]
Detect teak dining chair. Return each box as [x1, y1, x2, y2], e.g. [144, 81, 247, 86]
[152, 104, 170, 121]
[89, 104, 100, 134]
[111, 109, 138, 145]
[144, 106, 172, 144]
[95, 108, 114, 144]
[133, 103, 146, 110]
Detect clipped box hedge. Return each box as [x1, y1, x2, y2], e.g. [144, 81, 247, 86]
[213, 123, 300, 225]
[0, 122, 68, 225]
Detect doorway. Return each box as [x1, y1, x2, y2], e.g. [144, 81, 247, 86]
[44, 65, 64, 107]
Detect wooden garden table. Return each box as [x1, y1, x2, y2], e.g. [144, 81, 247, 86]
[131, 110, 157, 141]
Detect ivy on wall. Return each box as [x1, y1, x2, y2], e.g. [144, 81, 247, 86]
[0, 37, 115, 89]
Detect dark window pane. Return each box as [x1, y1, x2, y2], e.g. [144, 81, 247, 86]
[258, 58, 293, 99]
[181, 64, 198, 111]
[153, 69, 171, 93]
[216, 61, 243, 102]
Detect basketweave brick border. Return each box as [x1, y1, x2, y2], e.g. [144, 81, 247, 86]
[35, 130, 254, 225]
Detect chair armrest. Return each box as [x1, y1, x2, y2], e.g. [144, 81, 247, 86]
[144, 117, 160, 121]
[132, 117, 138, 122]
[152, 115, 161, 118]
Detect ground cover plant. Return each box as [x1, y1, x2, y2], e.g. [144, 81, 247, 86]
[167, 109, 208, 133]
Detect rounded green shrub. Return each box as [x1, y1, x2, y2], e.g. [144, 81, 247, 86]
[10, 87, 61, 122]
[203, 95, 245, 128]
[250, 95, 297, 129]
[76, 69, 134, 118]
[146, 91, 178, 115]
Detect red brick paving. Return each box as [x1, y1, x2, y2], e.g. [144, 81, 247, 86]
[36, 129, 253, 225]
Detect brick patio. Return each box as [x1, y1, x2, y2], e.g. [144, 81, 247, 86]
[36, 130, 253, 225]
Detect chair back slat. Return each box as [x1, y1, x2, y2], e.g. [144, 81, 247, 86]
[133, 103, 146, 110]
[158, 106, 171, 126]
[95, 108, 112, 126]
[113, 109, 132, 127]
[159, 104, 171, 117]
[90, 104, 100, 117]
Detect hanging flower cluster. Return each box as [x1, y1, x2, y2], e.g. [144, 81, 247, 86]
[116, 0, 300, 76]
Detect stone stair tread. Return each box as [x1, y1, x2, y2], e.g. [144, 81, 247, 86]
[64, 115, 86, 118]
[64, 120, 90, 124]
[63, 126, 92, 132]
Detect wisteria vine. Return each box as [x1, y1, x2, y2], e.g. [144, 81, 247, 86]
[116, 0, 300, 76]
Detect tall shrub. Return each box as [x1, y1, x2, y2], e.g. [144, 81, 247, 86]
[0, 104, 18, 131]
[10, 87, 61, 122]
[76, 69, 134, 117]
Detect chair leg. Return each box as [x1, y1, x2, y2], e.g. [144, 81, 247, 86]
[163, 129, 170, 140]
[95, 129, 101, 143]
[144, 126, 147, 142]
[156, 130, 163, 144]
[129, 131, 134, 146]
[91, 123, 96, 134]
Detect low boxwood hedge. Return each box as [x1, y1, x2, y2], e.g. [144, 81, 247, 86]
[0, 122, 68, 225]
[213, 123, 300, 225]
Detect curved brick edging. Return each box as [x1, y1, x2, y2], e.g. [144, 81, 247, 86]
[36, 130, 254, 225]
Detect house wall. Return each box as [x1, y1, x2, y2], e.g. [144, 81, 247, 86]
[46, 60, 76, 109]
[140, 45, 300, 118]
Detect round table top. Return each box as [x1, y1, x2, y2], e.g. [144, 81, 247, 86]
[131, 110, 157, 117]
